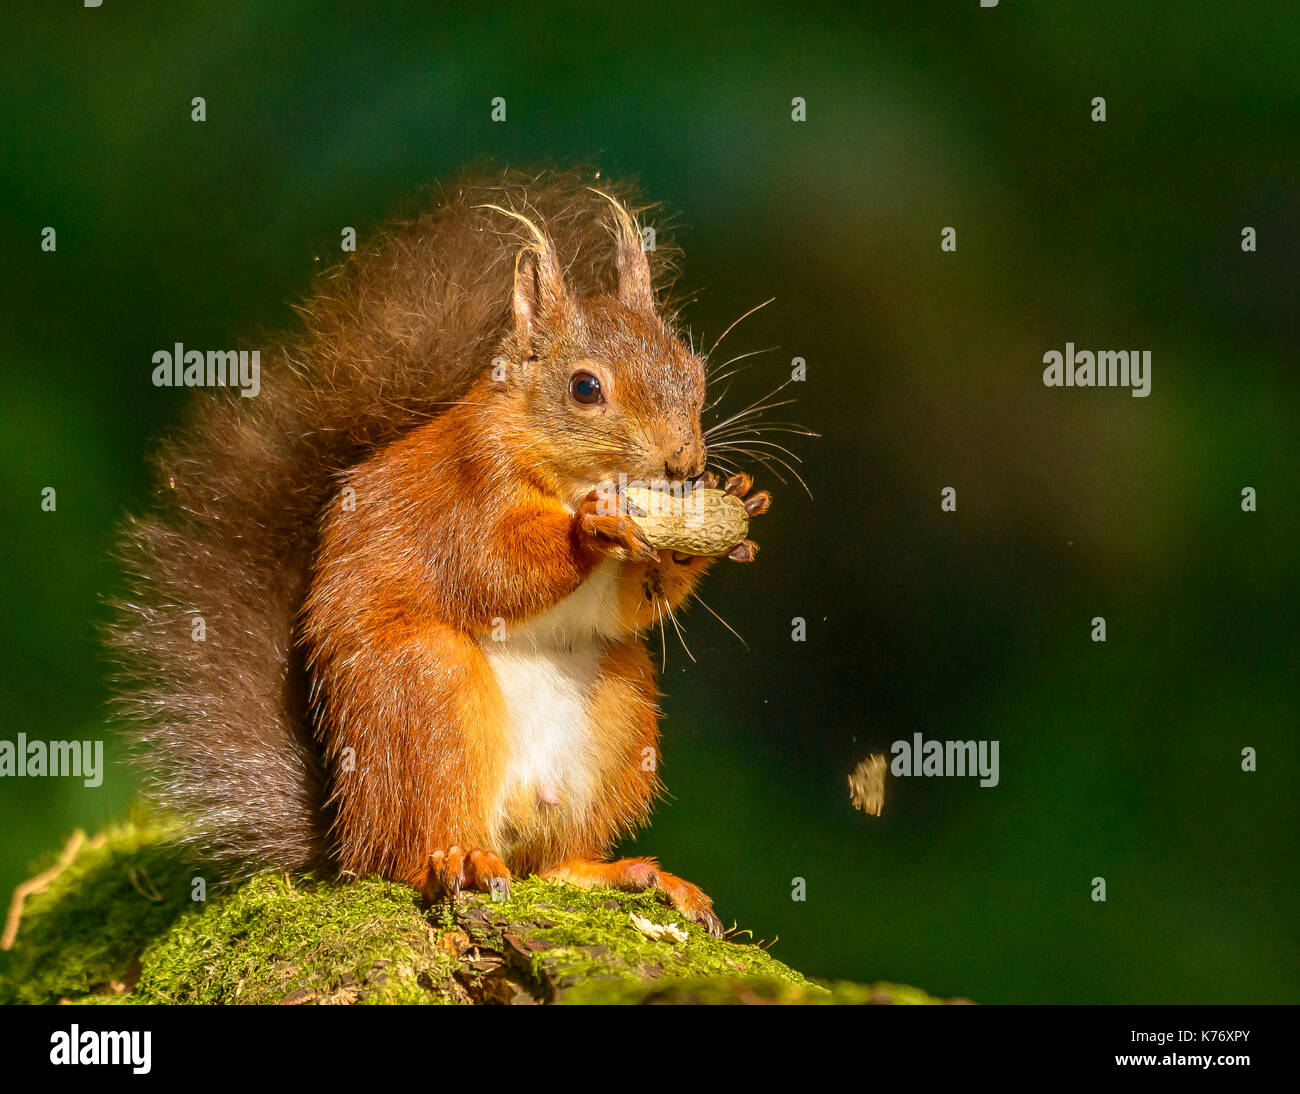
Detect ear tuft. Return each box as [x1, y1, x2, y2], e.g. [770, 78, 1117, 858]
[589, 187, 655, 313]
[478, 202, 570, 347]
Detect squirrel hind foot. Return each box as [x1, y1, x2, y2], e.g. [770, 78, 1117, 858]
[422, 846, 512, 903]
[540, 856, 724, 938]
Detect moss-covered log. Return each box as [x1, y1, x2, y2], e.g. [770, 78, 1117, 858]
[0, 824, 958, 1005]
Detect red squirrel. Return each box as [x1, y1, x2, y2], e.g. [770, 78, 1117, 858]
[109, 168, 770, 936]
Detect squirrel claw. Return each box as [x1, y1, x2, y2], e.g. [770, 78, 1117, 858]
[467, 849, 512, 901]
[650, 869, 725, 939]
[717, 471, 772, 555]
[697, 908, 726, 939]
[578, 489, 661, 565]
[539, 857, 724, 938]
[723, 472, 753, 498]
[727, 539, 759, 563]
[425, 846, 465, 899]
[423, 846, 511, 902]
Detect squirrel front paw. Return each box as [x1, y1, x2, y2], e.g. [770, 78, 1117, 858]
[422, 846, 512, 902]
[576, 487, 661, 565]
[691, 471, 771, 563]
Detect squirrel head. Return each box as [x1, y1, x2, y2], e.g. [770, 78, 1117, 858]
[484, 196, 706, 505]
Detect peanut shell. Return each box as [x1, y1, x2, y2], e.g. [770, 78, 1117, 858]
[622, 486, 749, 557]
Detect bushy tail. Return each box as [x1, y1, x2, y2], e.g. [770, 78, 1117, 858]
[106, 167, 677, 874]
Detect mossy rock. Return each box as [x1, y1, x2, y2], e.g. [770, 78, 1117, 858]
[0, 825, 956, 1005]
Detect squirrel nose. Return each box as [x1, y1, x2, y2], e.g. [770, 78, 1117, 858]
[664, 444, 705, 481]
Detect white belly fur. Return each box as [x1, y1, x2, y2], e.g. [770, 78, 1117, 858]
[483, 561, 627, 825]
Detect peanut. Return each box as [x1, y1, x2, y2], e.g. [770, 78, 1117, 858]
[622, 486, 749, 557]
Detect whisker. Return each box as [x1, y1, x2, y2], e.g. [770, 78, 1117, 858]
[715, 445, 789, 485]
[710, 443, 813, 498]
[705, 297, 775, 359]
[707, 345, 778, 381]
[712, 437, 806, 463]
[703, 381, 734, 415]
[704, 376, 800, 432]
[705, 397, 798, 437]
[693, 593, 748, 649]
[707, 455, 742, 481]
[705, 423, 815, 447]
[706, 420, 819, 439]
[662, 598, 696, 663]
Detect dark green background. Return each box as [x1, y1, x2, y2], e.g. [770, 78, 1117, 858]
[1, 1, 1295, 1002]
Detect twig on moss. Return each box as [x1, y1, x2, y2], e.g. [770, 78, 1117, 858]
[2, 830, 105, 951]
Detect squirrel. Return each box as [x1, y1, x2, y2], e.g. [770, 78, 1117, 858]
[108, 167, 771, 936]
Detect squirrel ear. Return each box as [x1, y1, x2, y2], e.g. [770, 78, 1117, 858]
[478, 203, 570, 348]
[511, 247, 562, 346]
[590, 188, 655, 313]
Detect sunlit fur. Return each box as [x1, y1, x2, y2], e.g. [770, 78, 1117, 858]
[300, 214, 716, 889]
[107, 168, 718, 896]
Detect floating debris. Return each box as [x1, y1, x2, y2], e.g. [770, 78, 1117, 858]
[848, 753, 887, 816]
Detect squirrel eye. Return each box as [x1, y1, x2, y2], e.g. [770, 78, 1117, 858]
[569, 371, 603, 405]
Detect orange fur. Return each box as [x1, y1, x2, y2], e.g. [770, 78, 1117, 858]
[112, 168, 765, 936]
[302, 384, 718, 918]
[300, 219, 740, 929]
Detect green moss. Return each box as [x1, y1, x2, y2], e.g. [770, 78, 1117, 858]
[0, 823, 191, 1004]
[468, 876, 818, 1002]
[137, 873, 457, 1005]
[0, 824, 954, 1005]
[560, 977, 952, 1005]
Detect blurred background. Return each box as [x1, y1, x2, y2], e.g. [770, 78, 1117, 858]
[1, 1, 1295, 1002]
